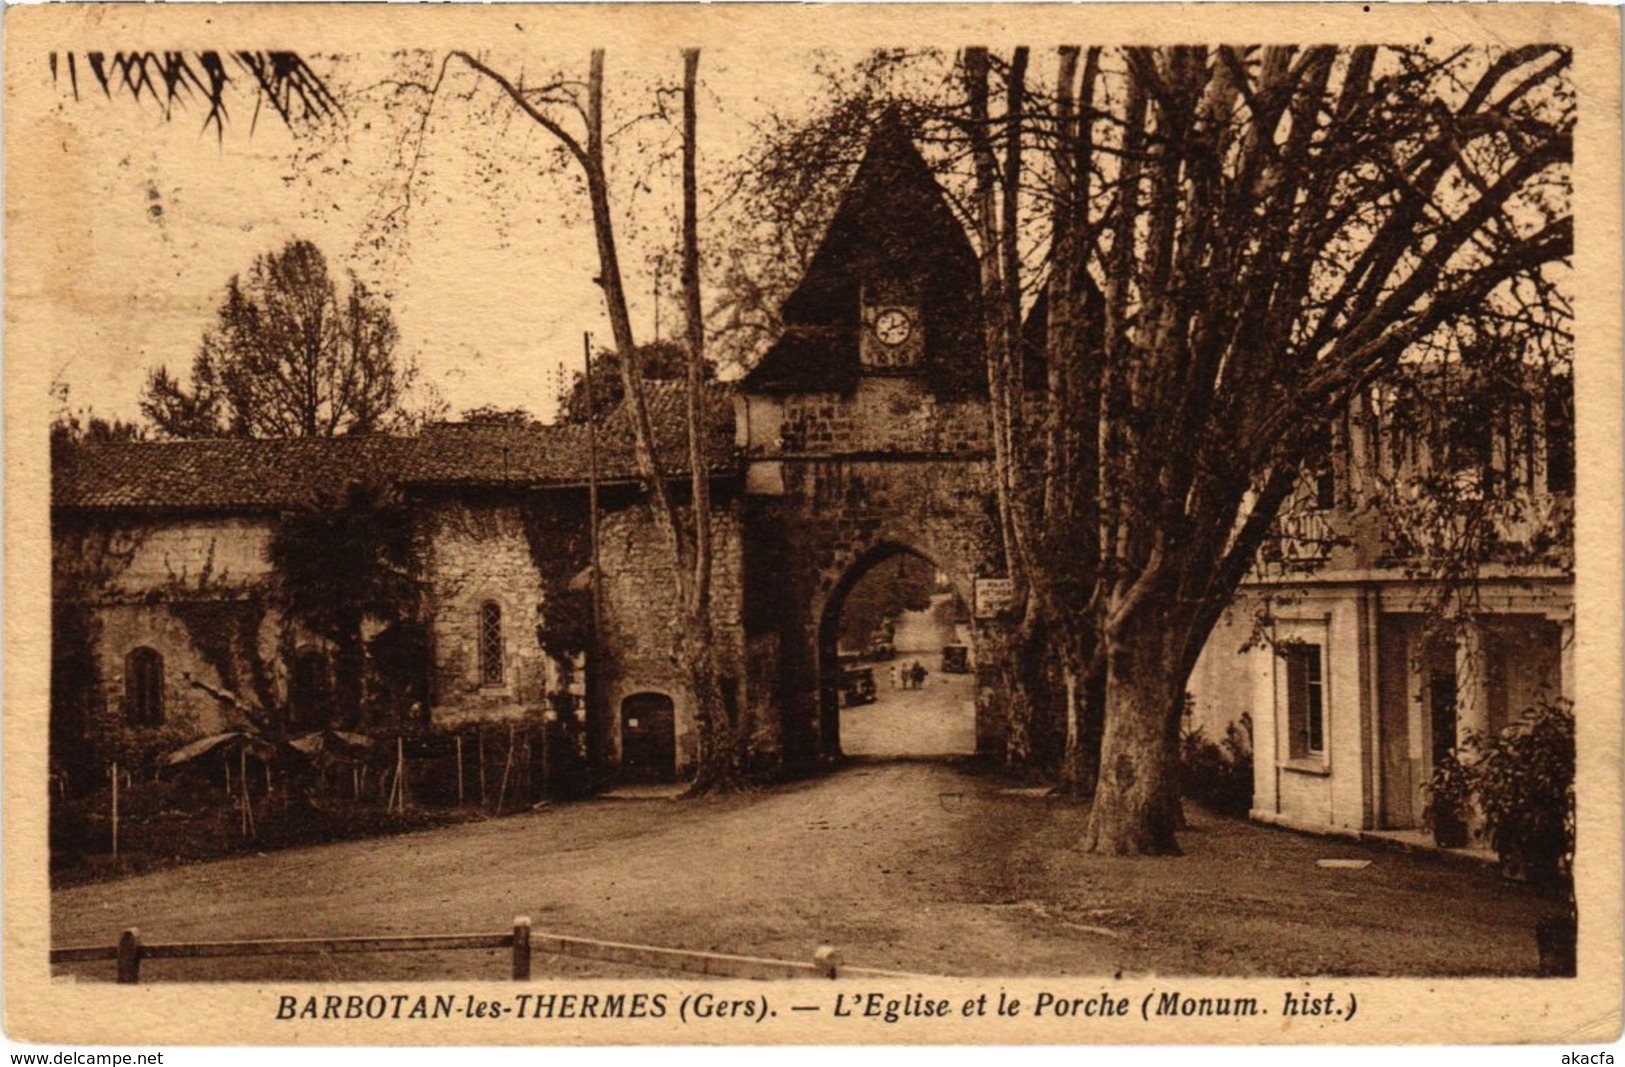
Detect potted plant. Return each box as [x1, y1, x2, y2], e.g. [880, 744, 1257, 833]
[1472, 700, 1575, 885]
[1422, 749, 1474, 849]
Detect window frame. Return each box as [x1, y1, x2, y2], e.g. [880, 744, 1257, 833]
[1274, 620, 1332, 774]
[478, 600, 505, 687]
[125, 647, 165, 728]
[1284, 643, 1326, 760]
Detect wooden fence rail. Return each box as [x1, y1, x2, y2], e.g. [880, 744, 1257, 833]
[49, 919, 911, 984]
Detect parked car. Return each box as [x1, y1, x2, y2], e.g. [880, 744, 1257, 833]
[867, 635, 896, 661]
[841, 666, 877, 706]
[940, 644, 970, 673]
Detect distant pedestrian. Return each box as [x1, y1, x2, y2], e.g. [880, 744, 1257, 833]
[911, 662, 928, 689]
[889, 663, 900, 690]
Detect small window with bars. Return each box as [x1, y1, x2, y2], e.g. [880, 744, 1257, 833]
[479, 601, 504, 686]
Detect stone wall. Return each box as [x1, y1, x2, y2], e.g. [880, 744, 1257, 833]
[742, 455, 1002, 764]
[595, 500, 747, 775]
[422, 500, 552, 723]
[119, 518, 277, 590]
[56, 492, 750, 782]
[91, 600, 284, 737]
[740, 379, 991, 457]
[56, 514, 288, 750]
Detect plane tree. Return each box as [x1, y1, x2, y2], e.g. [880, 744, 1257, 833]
[961, 44, 1571, 853]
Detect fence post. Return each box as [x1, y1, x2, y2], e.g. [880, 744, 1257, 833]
[109, 762, 120, 860]
[512, 916, 532, 981]
[813, 945, 841, 979]
[116, 928, 142, 984]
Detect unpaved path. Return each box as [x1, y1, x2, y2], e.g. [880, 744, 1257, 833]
[841, 598, 976, 758]
[52, 761, 1557, 982]
[840, 668, 976, 759]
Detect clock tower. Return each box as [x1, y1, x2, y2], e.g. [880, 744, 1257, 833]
[741, 110, 985, 399]
[860, 289, 923, 371]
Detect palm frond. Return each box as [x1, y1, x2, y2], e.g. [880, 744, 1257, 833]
[49, 49, 338, 139]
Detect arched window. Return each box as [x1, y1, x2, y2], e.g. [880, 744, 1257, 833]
[125, 647, 164, 727]
[288, 648, 331, 729]
[479, 601, 504, 685]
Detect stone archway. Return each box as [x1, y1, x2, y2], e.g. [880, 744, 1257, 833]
[814, 541, 976, 758]
[738, 457, 1002, 766]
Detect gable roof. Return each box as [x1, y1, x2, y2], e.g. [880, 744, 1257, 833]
[53, 384, 737, 511]
[743, 112, 985, 398]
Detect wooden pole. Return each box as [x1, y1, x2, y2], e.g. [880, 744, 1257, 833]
[109, 761, 119, 859]
[495, 724, 515, 814]
[813, 945, 842, 979]
[116, 928, 142, 984]
[512, 916, 532, 981]
[478, 727, 487, 807]
[584, 331, 603, 769]
[395, 736, 407, 813]
[456, 734, 466, 806]
[240, 745, 255, 838]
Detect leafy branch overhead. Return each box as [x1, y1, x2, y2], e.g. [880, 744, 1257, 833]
[50, 50, 340, 137]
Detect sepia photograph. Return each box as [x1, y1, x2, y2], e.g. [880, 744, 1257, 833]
[6, 2, 1621, 1047]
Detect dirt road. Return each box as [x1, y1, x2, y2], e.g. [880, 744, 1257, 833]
[841, 598, 976, 758]
[52, 760, 1557, 982]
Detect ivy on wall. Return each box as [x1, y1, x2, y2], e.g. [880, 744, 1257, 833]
[519, 496, 595, 661]
[168, 592, 282, 728]
[51, 517, 149, 789]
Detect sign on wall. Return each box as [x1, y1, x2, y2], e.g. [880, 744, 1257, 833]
[974, 577, 1013, 619]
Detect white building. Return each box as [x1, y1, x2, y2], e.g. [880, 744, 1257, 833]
[1188, 375, 1574, 834]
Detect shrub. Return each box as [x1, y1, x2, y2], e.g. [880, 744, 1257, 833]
[1180, 712, 1253, 817]
[1422, 749, 1473, 848]
[1470, 699, 1575, 884]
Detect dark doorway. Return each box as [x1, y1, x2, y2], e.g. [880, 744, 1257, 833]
[1429, 668, 1458, 768]
[620, 692, 677, 782]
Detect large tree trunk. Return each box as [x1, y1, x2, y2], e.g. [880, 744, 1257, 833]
[679, 48, 744, 794]
[681, 618, 737, 792]
[1056, 653, 1104, 795]
[992, 620, 1043, 772]
[1084, 617, 1186, 854]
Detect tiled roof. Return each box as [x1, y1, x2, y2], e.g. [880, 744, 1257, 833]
[54, 436, 407, 511]
[740, 325, 858, 394]
[53, 385, 737, 511]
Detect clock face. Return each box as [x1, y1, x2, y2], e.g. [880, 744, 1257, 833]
[874, 307, 915, 347]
